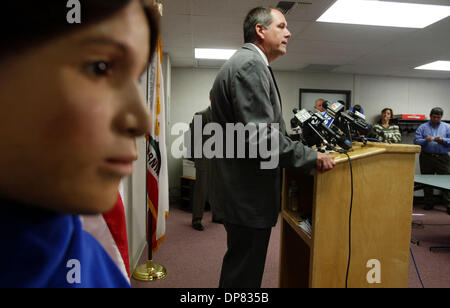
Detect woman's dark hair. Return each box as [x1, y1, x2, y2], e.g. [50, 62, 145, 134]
[0, 0, 159, 61]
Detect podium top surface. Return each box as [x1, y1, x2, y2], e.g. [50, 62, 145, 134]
[331, 142, 421, 165]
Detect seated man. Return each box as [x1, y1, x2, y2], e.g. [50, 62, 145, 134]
[414, 107, 450, 214]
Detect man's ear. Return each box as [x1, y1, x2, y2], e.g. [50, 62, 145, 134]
[255, 24, 265, 40]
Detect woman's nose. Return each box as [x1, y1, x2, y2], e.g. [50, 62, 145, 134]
[114, 82, 150, 137]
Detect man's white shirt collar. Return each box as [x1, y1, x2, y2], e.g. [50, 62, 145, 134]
[250, 43, 269, 66]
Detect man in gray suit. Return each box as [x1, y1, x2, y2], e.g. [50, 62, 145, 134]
[209, 7, 335, 288]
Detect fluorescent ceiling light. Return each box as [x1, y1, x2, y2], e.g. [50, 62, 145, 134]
[415, 61, 450, 71]
[195, 48, 236, 60]
[317, 0, 450, 28]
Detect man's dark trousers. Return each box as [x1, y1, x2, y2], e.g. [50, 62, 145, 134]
[219, 223, 272, 288]
[419, 152, 450, 208]
[192, 168, 208, 225]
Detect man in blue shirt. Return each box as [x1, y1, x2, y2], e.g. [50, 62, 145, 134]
[414, 107, 450, 214]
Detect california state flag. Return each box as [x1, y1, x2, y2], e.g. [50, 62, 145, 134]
[147, 37, 169, 253]
[80, 183, 130, 281]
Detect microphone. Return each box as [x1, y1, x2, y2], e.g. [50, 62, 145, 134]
[322, 101, 345, 118]
[290, 116, 300, 129]
[292, 109, 352, 151]
[322, 101, 372, 137]
[311, 112, 352, 151]
[312, 103, 353, 150]
[293, 108, 331, 148]
[342, 110, 372, 135]
[289, 113, 302, 141]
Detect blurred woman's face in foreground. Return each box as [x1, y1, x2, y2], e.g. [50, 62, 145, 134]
[0, 1, 150, 214]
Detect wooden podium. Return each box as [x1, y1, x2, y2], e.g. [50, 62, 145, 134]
[279, 142, 420, 288]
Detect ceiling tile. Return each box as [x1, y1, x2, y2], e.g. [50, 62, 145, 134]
[160, 0, 450, 78]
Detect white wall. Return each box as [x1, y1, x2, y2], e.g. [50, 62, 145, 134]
[121, 68, 149, 272]
[163, 53, 172, 145]
[354, 75, 450, 124]
[123, 136, 147, 272]
[167, 68, 450, 196]
[167, 68, 218, 191]
[275, 71, 355, 131]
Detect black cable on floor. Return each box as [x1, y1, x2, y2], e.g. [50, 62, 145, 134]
[410, 247, 425, 288]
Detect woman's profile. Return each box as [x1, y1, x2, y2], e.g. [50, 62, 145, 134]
[0, 0, 159, 287]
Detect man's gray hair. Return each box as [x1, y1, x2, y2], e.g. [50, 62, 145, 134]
[243, 7, 277, 43]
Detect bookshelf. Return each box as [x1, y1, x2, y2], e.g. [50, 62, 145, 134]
[180, 176, 195, 211]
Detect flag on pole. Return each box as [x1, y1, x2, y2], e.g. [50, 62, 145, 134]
[147, 37, 169, 253]
[80, 184, 130, 281]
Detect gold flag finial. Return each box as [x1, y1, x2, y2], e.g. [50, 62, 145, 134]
[154, 0, 163, 16]
[142, 0, 163, 16]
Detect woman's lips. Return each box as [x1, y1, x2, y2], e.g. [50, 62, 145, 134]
[102, 157, 135, 176]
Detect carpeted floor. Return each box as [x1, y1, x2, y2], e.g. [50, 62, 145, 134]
[409, 204, 450, 288]
[132, 203, 449, 288]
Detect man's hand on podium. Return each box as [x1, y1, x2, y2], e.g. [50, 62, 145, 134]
[316, 152, 336, 173]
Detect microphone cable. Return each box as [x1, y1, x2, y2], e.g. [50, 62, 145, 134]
[344, 152, 353, 288]
[342, 152, 424, 289]
[410, 247, 425, 288]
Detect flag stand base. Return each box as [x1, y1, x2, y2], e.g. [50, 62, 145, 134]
[132, 260, 167, 281]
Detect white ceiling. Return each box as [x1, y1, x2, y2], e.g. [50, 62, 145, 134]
[160, 0, 450, 79]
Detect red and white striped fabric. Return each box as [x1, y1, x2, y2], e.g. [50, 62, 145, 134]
[80, 188, 130, 282]
[147, 37, 169, 253]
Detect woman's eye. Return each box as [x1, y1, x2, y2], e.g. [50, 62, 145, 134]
[85, 61, 113, 77]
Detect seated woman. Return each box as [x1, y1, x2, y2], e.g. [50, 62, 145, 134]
[373, 108, 401, 143]
[0, 0, 159, 287]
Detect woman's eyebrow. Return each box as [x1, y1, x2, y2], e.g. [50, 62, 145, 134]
[80, 37, 149, 77]
[79, 37, 128, 55]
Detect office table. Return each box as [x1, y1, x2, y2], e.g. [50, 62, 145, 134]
[414, 175, 450, 192]
[413, 174, 450, 251]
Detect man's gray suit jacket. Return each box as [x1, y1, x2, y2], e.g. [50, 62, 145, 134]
[209, 43, 317, 229]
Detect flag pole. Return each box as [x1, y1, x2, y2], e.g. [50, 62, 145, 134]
[132, 136, 167, 282]
[132, 4, 167, 279]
